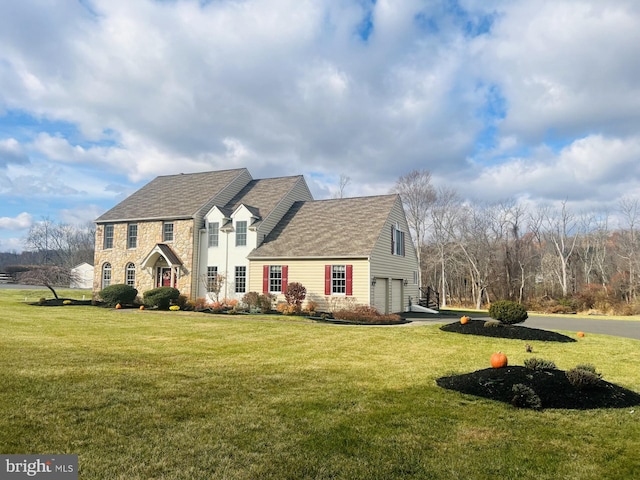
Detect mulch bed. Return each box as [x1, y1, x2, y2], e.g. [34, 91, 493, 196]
[32, 298, 94, 306]
[437, 366, 640, 410]
[440, 319, 576, 342]
[437, 319, 640, 409]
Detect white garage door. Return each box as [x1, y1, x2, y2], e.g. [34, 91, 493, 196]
[391, 279, 403, 313]
[373, 278, 388, 314]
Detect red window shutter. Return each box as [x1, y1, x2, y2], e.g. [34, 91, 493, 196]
[263, 265, 269, 293]
[282, 265, 288, 293]
[346, 265, 353, 296]
[324, 265, 331, 295]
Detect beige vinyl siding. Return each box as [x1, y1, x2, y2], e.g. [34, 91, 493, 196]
[256, 178, 313, 243]
[369, 197, 421, 312]
[249, 259, 370, 312]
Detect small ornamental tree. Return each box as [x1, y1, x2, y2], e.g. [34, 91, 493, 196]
[489, 300, 528, 325]
[143, 287, 180, 310]
[99, 284, 138, 307]
[284, 282, 306, 313]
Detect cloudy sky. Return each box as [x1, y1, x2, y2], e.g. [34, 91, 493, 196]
[1, 0, 639, 251]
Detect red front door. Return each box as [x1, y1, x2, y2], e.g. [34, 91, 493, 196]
[158, 268, 174, 287]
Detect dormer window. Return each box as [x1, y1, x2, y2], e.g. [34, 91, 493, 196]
[208, 222, 219, 247]
[236, 221, 247, 246]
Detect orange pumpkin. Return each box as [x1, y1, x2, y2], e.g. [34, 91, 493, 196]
[577, 331, 585, 337]
[115, 303, 122, 309]
[139, 305, 145, 310]
[460, 315, 470, 324]
[490, 352, 508, 369]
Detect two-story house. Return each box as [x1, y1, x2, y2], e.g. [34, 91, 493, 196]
[94, 168, 420, 313]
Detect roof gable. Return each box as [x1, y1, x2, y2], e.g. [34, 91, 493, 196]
[96, 168, 249, 223]
[249, 194, 400, 258]
[224, 176, 308, 226]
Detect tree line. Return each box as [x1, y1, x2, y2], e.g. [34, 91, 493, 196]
[394, 170, 640, 314]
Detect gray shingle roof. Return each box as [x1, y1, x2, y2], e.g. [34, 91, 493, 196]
[226, 176, 307, 225]
[95, 168, 248, 222]
[249, 194, 399, 258]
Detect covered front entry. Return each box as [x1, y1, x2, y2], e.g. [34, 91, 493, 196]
[141, 244, 183, 290]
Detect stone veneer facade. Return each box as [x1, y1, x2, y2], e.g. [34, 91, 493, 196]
[93, 219, 196, 298]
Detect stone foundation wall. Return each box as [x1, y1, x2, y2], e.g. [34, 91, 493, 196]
[93, 219, 195, 299]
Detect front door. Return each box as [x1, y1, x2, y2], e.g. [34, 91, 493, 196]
[157, 267, 175, 288]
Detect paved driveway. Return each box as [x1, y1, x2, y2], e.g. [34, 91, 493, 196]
[405, 312, 640, 340]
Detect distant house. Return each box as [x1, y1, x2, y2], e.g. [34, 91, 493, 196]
[70, 262, 94, 289]
[94, 168, 420, 313]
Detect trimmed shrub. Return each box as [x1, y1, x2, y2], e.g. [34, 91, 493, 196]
[242, 292, 260, 311]
[333, 305, 402, 324]
[99, 284, 138, 307]
[511, 384, 542, 410]
[143, 287, 180, 310]
[489, 300, 528, 325]
[566, 365, 602, 390]
[524, 357, 557, 370]
[258, 293, 275, 313]
[483, 320, 502, 328]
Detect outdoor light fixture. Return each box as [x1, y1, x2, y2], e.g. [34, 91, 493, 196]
[403, 279, 408, 286]
[371, 277, 377, 286]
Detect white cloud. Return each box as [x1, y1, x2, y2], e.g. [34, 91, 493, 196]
[0, 138, 29, 167]
[0, 212, 32, 230]
[0, 0, 639, 232]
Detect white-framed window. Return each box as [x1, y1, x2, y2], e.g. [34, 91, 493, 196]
[127, 224, 137, 249]
[208, 222, 219, 247]
[207, 266, 218, 292]
[324, 264, 353, 296]
[103, 224, 114, 249]
[235, 266, 246, 293]
[125, 263, 136, 287]
[163, 222, 174, 242]
[235, 221, 247, 246]
[332, 265, 346, 294]
[102, 262, 112, 288]
[269, 265, 282, 293]
[392, 223, 405, 256]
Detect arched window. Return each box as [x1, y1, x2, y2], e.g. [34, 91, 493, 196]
[125, 263, 136, 287]
[102, 263, 112, 289]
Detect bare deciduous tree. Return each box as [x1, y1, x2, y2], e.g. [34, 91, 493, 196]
[541, 201, 580, 297]
[392, 169, 436, 288]
[332, 174, 351, 199]
[24, 218, 95, 267]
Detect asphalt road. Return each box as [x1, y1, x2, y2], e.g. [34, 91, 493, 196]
[406, 311, 640, 340]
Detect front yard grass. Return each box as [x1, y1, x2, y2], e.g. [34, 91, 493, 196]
[1, 290, 639, 479]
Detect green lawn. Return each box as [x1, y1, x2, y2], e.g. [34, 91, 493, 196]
[2, 290, 639, 479]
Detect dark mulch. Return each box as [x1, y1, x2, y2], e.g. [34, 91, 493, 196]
[437, 319, 640, 409]
[440, 319, 576, 342]
[31, 298, 94, 306]
[437, 366, 640, 410]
